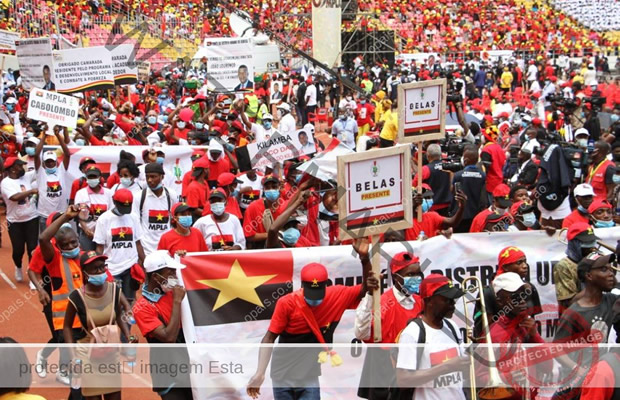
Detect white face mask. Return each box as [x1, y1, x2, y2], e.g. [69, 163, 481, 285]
[521, 212, 537, 227]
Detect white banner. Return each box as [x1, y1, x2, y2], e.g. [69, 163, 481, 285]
[204, 38, 254, 93]
[0, 30, 19, 51]
[27, 88, 79, 129]
[240, 129, 316, 170]
[16, 37, 55, 90]
[52, 46, 114, 93]
[110, 44, 138, 85]
[179, 228, 620, 398]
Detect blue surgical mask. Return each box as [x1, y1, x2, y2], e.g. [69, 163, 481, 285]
[225, 143, 235, 152]
[75, 138, 86, 146]
[150, 182, 163, 191]
[422, 198, 433, 213]
[177, 121, 186, 129]
[103, 111, 109, 117]
[612, 114, 619, 124]
[263, 121, 272, 130]
[134, 117, 143, 124]
[305, 297, 323, 307]
[339, 114, 347, 120]
[577, 205, 589, 214]
[216, 112, 222, 119]
[613, 175, 620, 185]
[400, 275, 422, 295]
[282, 227, 300, 246]
[87, 272, 107, 286]
[147, 116, 157, 125]
[264, 189, 280, 202]
[211, 202, 226, 216]
[156, 156, 165, 164]
[87, 178, 100, 188]
[142, 284, 163, 303]
[45, 167, 57, 175]
[295, 174, 302, 184]
[161, 115, 169, 123]
[177, 215, 193, 228]
[120, 177, 133, 187]
[232, 188, 239, 197]
[521, 212, 537, 227]
[26, 131, 34, 138]
[61, 247, 80, 259]
[594, 219, 615, 228]
[195, 122, 204, 130]
[25, 147, 35, 156]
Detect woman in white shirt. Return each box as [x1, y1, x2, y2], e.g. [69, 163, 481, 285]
[194, 189, 246, 251]
[110, 160, 143, 199]
[0, 157, 39, 282]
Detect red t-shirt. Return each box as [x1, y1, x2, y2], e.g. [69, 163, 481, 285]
[269, 285, 362, 336]
[28, 243, 58, 276]
[70, 178, 87, 202]
[185, 180, 210, 209]
[207, 158, 232, 182]
[88, 135, 114, 146]
[211, 120, 229, 136]
[404, 211, 444, 240]
[242, 198, 286, 238]
[157, 227, 208, 256]
[107, 171, 120, 189]
[115, 118, 135, 134]
[133, 291, 176, 338]
[469, 208, 494, 233]
[181, 171, 194, 198]
[562, 209, 590, 229]
[581, 354, 619, 400]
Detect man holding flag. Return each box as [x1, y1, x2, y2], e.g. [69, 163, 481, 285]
[246, 239, 372, 399]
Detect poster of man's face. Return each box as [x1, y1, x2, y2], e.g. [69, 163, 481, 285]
[238, 65, 248, 83]
[270, 81, 283, 101]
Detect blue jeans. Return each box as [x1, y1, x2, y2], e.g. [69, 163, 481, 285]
[273, 379, 320, 400]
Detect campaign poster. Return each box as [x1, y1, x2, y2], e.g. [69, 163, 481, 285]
[15, 37, 55, 90]
[27, 88, 79, 129]
[398, 78, 447, 143]
[110, 44, 138, 85]
[0, 30, 19, 51]
[52, 46, 115, 93]
[204, 38, 254, 93]
[235, 129, 316, 171]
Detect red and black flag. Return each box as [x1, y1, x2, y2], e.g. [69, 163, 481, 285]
[241, 189, 261, 204]
[148, 210, 170, 224]
[47, 181, 62, 193]
[111, 227, 133, 242]
[90, 204, 107, 217]
[181, 251, 294, 326]
[211, 234, 234, 250]
[429, 348, 459, 367]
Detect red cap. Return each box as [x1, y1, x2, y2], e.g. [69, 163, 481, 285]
[390, 252, 420, 274]
[112, 188, 133, 205]
[419, 273, 463, 299]
[530, 92, 541, 99]
[231, 120, 245, 132]
[532, 117, 542, 126]
[193, 156, 210, 169]
[549, 76, 557, 82]
[217, 172, 241, 186]
[567, 222, 597, 241]
[362, 72, 368, 78]
[499, 112, 509, 119]
[171, 202, 190, 215]
[301, 262, 328, 283]
[4, 157, 25, 169]
[497, 246, 526, 275]
[192, 149, 206, 157]
[179, 108, 195, 122]
[80, 250, 108, 269]
[306, 78, 312, 84]
[588, 199, 612, 214]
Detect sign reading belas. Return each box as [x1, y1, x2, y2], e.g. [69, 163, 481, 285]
[398, 78, 447, 143]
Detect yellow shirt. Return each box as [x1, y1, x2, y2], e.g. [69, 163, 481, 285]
[380, 110, 398, 141]
[500, 71, 513, 89]
[0, 393, 46, 400]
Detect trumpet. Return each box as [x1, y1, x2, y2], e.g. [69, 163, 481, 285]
[462, 276, 516, 400]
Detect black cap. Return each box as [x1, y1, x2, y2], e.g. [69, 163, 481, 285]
[145, 162, 165, 175]
[578, 253, 616, 280]
[80, 250, 108, 269]
[208, 189, 227, 201]
[495, 196, 512, 208]
[85, 167, 101, 178]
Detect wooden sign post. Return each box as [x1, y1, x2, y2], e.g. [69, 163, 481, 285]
[337, 145, 413, 342]
[397, 79, 447, 221]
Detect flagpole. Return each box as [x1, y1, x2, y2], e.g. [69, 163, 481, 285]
[371, 234, 381, 343]
[417, 142, 423, 222]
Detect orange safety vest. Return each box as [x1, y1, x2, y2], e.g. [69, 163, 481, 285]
[587, 159, 614, 200]
[51, 256, 83, 331]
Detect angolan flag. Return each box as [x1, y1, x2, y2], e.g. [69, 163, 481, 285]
[111, 227, 133, 242]
[148, 209, 169, 224]
[47, 181, 62, 192]
[210, 234, 234, 250]
[181, 251, 294, 326]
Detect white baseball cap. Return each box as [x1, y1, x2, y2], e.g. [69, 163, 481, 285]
[262, 113, 274, 121]
[43, 151, 57, 162]
[575, 128, 589, 137]
[144, 250, 186, 274]
[277, 103, 291, 112]
[574, 183, 595, 197]
[26, 137, 40, 146]
[492, 272, 525, 294]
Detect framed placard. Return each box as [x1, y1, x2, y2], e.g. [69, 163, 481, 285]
[397, 78, 446, 143]
[337, 144, 412, 239]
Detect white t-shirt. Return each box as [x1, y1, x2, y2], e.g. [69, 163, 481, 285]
[74, 186, 114, 231]
[131, 187, 179, 255]
[537, 194, 572, 219]
[278, 113, 296, 135]
[36, 165, 68, 217]
[194, 214, 246, 251]
[305, 84, 317, 106]
[1, 171, 38, 223]
[527, 64, 538, 81]
[93, 210, 143, 276]
[237, 173, 263, 210]
[251, 123, 279, 143]
[396, 319, 466, 400]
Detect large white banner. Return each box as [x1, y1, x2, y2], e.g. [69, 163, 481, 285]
[110, 44, 138, 85]
[204, 38, 254, 93]
[0, 30, 19, 51]
[179, 228, 620, 398]
[16, 37, 55, 90]
[27, 88, 79, 129]
[52, 46, 115, 93]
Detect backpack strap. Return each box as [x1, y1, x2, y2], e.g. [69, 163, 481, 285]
[75, 282, 117, 331]
[139, 188, 147, 221]
[164, 187, 171, 211]
[413, 318, 426, 369]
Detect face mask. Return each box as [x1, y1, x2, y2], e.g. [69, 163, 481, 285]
[305, 297, 323, 307]
[232, 188, 239, 197]
[25, 147, 35, 156]
[400, 275, 422, 295]
[61, 247, 80, 259]
[227, 120, 233, 127]
[611, 115, 619, 124]
[263, 121, 272, 130]
[421, 198, 433, 213]
[225, 143, 235, 152]
[190, 140, 198, 145]
[216, 112, 222, 119]
[87, 178, 100, 188]
[339, 114, 347, 120]
[195, 122, 204, 130]
[346, 96, 352, 101]
[594, 219, 615, 228]
[360, 100, 366, 104]
[163, 277, 179, 291]
[150, 182, 163, 191]
[295, 174, 302, 184]
[177, 215, 193, 228]
[211, 202, 226, 216]
[577, 205, 589, 214]
[87, 272, 107, 286]
[156, 156, 165, 164]
[276, 110, 283, 119]
[161, 115, 169, 123]
[134, 117, 143, 124]
[613, 175, 620, 185]
[45, 166, 57, 175]
[282, 227, 300, 246]
[177, 121, 186, 129]
[121, 177, 133, 187]
[147, 116, 157, 125]
[265, 189, 280, 202]
[495, 207, 508, 215]
[142, 284, 163, 303]
[577, 138, 588, 147]
[103, 111, 109, 117]
[521, 212, 537, 227]
[75, 138, 86, 146]
[26, 131, 34, 138]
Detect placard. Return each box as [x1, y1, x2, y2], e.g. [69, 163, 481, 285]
[15, 37, 55, 90]
[203, 38, 254, 93]
[397, 79, 446, 143]
[27, 88, 79, 129]
[235, 129, 316, 171]
[52, 46, 115, 93]
[110, 44, 138, 85]
[337, 144, 412, 238]
[137, 60, 151, 81]
[0, 30, 19, 51]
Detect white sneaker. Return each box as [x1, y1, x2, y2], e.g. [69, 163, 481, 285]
[56, 370, 70, 386]
[35, 350, 47, 378]
[14, 267, 23, 283]
[29, 281, 36, 290]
